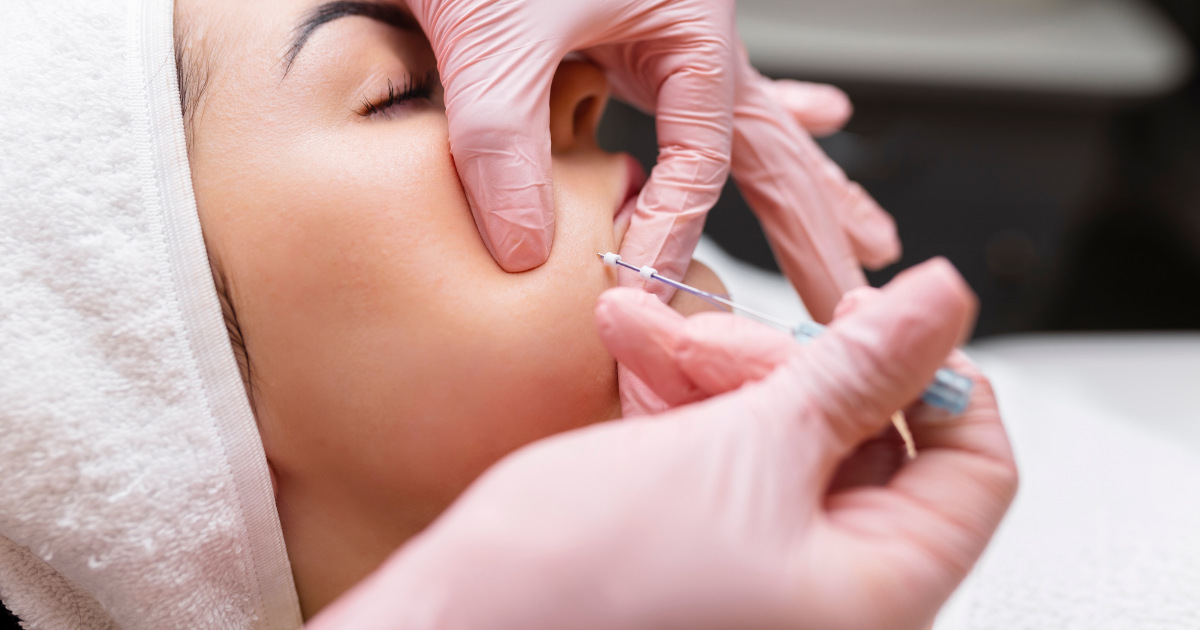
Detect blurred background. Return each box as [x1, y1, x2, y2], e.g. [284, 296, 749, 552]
[600, 0, 1200, 338]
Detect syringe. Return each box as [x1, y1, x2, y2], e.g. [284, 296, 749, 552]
[599, 252, 973, 416]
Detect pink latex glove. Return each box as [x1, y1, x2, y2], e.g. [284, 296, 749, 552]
[766, 79, 855, 139]
[591, 40, 899, 317]
[734, 57, 901, 322]
[614, 78, 868, 415]
[307, 259, 1017, 630]
[405, 0, 736, 272]
[600, 45, 897, 416]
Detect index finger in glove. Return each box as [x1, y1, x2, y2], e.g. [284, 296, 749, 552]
[608, 36, 737, 301]
[595, 288, 793, 407]
[596, 288, 698, 408]
[675, 312, 793, 395]
[765, 79, 853, 138]
[732, 48, 899, 322]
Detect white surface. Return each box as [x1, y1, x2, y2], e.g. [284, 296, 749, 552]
[971, 334, 1200, 451]
[737, 0, 1192, 96]
[943, 336, 1200, 629]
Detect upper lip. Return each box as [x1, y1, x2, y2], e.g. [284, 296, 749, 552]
[617, 154, 646, 217]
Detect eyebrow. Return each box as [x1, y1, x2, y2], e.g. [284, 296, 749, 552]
[283, 1, 421, 76]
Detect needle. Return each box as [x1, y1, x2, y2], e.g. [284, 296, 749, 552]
[599, 251, 976, 458]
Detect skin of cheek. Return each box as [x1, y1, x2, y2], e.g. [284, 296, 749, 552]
[197, 107, 624, 525]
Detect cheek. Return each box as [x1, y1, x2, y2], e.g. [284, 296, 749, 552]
[218, 114, 619, 515]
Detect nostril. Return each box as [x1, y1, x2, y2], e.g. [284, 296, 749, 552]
[574, 96, 598, 141]
[548, 60, 610, 153]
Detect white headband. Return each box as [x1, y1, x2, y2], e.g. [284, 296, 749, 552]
[0, 0, 301, 627]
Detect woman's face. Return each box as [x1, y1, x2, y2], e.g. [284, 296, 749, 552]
[186, 0, 647, 534]
[182, 0, 724, 611]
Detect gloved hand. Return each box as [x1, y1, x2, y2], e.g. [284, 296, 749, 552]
[306, 259, 1017, 630]
[734, 60, 902, 323]
[614, 77, 868, 416]
[405, 0, 900, 299]
[404, 0, 736, 273]
[593, 37, 895, 414]
[595, 38, 900, 320]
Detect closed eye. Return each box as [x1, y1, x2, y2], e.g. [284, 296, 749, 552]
[361, 72, 434, 117]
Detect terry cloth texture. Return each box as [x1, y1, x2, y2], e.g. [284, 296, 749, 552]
[0, 0, 304, 628]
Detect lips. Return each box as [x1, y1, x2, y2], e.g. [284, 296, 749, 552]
[613, 154, 647, 249]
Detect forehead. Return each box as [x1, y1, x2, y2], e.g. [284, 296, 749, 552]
[177, 0, 306, 75]
[177, 0, 432, 150]
[180, 0, 419, 75]
[174, 0, 313, 148]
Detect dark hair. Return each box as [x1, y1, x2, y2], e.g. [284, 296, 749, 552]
[208, 258, 257, 415]
[173, 14, 210, 152]
[174, 16, 256, 412]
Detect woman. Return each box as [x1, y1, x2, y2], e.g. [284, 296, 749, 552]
[175, 0, 736, 612]
[0, 0, 1013, 627]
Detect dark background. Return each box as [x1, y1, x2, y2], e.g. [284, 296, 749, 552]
[600, 0, 1200, 339]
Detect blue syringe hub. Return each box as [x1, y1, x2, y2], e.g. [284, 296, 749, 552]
[792, 321, 973, 416]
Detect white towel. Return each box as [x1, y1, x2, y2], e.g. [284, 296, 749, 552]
[0, 0, 303, 628]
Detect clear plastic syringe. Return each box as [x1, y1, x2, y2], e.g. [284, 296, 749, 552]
[599, 252, 973, 416]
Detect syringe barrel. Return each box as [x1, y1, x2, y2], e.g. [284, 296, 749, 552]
[920, 367, 973, 416]
[793, 323, 974, 416]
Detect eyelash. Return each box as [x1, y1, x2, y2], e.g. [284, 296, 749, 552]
[361, 72, 434, 117]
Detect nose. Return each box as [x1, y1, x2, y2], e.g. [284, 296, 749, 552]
[548, 60, 610, 154]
